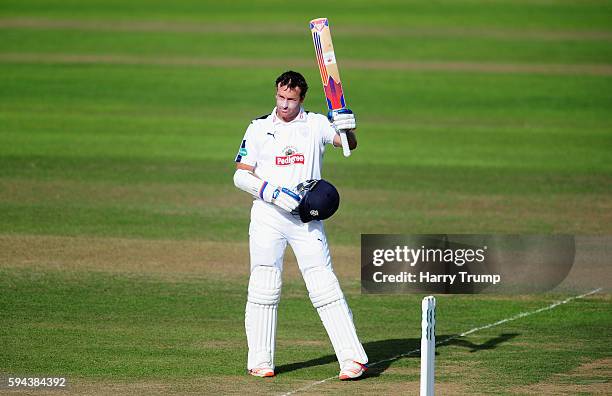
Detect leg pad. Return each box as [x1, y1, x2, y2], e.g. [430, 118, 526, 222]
[303, 266, 343, 308]
[302, 266, 368, 365]
[246, 266, 281, 370]
[248, 266, 281, 305]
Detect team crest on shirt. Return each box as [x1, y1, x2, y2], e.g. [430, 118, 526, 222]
[276, 146, 305, 166]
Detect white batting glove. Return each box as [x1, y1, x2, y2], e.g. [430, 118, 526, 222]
[329, 109, 356, 132]
[260, 182, 301, 212]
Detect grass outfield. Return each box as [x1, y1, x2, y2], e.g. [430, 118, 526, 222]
[1, 243, 610, 394]
[1, 0, 611, 394]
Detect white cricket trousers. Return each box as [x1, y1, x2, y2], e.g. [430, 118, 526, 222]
[245, 201, 368, 371]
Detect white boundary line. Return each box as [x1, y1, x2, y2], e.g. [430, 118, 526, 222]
[279, 288, 603, 396]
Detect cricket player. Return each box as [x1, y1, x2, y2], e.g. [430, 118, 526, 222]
[233, 71, 368, 379]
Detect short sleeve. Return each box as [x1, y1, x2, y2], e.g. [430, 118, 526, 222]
[234, 123, 259, 166]
[321, 117, 337, 146]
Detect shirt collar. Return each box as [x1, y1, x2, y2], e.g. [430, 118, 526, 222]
[272, 106, 307, 125]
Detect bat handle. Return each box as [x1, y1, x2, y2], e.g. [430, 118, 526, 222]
[329, 109, 352, 158]
[339, 130, 351, 157]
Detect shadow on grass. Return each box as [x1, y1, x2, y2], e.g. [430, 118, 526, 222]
[276, 333, 519, 378]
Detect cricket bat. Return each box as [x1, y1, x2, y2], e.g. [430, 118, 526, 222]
[309, 17, 352, 157]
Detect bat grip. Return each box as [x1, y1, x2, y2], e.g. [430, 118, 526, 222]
[328, 109, 352, 157]
[339, 130, 351, 157]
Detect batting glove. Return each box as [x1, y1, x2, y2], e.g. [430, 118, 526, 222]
[260, 182, 301, 212]
[328, 108, 356, 132]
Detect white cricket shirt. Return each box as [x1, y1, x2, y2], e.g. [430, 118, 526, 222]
[235, 107, 337, 189]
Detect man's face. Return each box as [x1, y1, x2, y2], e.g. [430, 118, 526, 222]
[275, 84, 304, 122]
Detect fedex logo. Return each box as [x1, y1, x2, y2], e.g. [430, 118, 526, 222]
[276, 154, 305, 166]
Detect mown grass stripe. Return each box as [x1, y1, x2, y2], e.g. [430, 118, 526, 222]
[2, 53, 612, 76]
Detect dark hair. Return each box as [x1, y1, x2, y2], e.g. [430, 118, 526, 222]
[275, 71, 308, 99]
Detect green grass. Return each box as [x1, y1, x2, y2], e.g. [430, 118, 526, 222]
[0, 62, 610, 240]
[3, 29, 612, 64]
[1, 0, 612, 30]
[0, 269, 609, 393]
[1, 0, 611, 393]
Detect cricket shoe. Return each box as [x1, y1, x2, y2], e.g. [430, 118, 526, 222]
[338, 360, 367, 380]
[248, 367, 275, 378]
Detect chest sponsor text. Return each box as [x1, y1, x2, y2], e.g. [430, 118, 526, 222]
[276, 154, 305, 166]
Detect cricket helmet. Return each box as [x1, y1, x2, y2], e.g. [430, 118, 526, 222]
[295, 179, 340, 223]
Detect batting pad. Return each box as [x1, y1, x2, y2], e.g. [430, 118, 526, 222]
[303, 266, 368, 366]
[248, 265, 282, 305]
[246, 266, 282, 369]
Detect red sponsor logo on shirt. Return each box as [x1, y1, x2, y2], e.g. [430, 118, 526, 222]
[276, 154, 305, 166]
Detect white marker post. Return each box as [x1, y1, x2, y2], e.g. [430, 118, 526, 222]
[420, 296, 436, 396]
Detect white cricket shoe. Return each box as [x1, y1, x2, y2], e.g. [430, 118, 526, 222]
[248, 367, 275, 378]
[338, 360, 367, 380]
